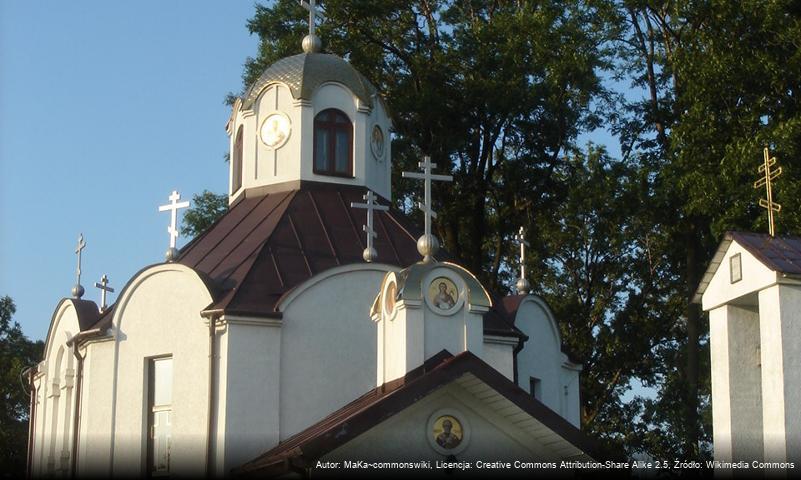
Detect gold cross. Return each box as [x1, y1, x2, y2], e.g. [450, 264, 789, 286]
[753, 146, 782, 236]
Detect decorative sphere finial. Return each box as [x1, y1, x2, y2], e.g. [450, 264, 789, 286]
[363, 247, 377, 263]
[516, 277, 531, 295]
[302, 34, 322, 53]
[165, 247, 178, 262]
[417, 234, 440, 262]
[72, 284, 85, 299]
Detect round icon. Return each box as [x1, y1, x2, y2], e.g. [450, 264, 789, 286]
[260, 112, 291, 149]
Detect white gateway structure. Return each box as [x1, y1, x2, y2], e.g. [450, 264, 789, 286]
[696, 231, 801, 468]
[28, 32, 600, 478]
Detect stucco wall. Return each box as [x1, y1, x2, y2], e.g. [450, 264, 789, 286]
[107, 265, 213, 476]
[279, 266, 390, 439]
[514, 297, 579, 424]
[32, 300, 82, 477]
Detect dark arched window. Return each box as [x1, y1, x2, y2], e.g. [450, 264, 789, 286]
[232, 126, 243, 192]
[314, 109, 353, 177]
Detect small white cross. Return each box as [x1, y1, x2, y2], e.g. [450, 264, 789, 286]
[514, 226, 530, 285]
[73, 233, 87, 298]
[351, 190, 389, 262]
[300, 0, 326, 36]
[94, 274, 115, 312]
[158, 190, 190, 250]
[402, 156, 452, 260]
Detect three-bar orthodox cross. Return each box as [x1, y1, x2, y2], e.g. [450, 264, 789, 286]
[402, 156, 453, 261]
[514, 226, 531, 294]
[94, 274, 115, 312]
[72, 233, 87, 298]
[351, 190, 389, 262]
[159, 190, 190, 261]
[753, 146, 782, 237]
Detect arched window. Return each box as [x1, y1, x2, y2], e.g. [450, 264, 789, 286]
[313, 109, 353, 177]
[232, 126, 243, 192]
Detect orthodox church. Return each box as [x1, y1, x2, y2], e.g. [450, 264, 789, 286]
[28, 12, 603, 478]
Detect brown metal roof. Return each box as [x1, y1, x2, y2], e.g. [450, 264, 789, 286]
[694, 231, 801, 303]
[177, 182, 422, 317]
[234, 350, 608, 476]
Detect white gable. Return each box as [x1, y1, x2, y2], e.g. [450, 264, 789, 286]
[701, 240, 778, 311]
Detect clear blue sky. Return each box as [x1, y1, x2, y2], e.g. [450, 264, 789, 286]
[1, 2, 261, 340]
[1, 1, 627, 342]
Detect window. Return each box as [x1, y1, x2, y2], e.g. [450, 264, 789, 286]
[313, 109, 353, 177]
[147, 357, 173, 476]
[529, 377, 542, 401]
[232, 126, 243, 193]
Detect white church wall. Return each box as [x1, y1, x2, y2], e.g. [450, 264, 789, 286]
[514, 297, 567, 417]
[559, 365, 581, 427]
[255, 83, 301, 184]
[107, 264, 213, 477]
[78, 337, 115, 476]
[481, 339, 515, 380]
[324, 382, 555, 462]
[758, 284, 801, 463]
[709, 304, 763, 463]
[279, 264, 392, 439]
[702, 241, 777, 311]
[362, 98, 392, 200]
[215, 319, 282, 475]
[34, 300, 82, 476]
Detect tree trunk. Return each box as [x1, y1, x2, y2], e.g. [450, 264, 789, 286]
[684, 226, 703, 459]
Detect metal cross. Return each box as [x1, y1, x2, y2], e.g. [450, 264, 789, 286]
[72, 233, 87, 298]
[300, 0, 326, 36]
[94, 274, 115, 312]
[158, 190, 190, 261]
[753, 146, 782, 237]
[514, 227, 531, 294]
[402, 156, 453, 260]
[351, 190, 389, 262]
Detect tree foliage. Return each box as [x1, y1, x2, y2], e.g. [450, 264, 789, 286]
[0, 296, 43, 475]
[181, 190, 229, 238]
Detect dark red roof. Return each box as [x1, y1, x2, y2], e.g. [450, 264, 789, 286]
[177, 182, 422, 316]
[730, 231, 801, 275]
[234, 350, 607, 476]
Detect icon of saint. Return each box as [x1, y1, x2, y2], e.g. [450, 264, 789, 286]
[435, 419, 461, 449]
[433, 281, 456, 310]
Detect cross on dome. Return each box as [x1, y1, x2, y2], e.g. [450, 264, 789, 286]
[402, 156, 452, 262]
[514, 226, 530, 294]
[94, 274, 115, 312]
[300, 0, 325, 53]
[351, 190, 389, 263]
[72, 233, 87, 299]
[158, 190, 190, 262]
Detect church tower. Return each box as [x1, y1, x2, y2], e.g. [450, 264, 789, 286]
[224, 30, 392, 204]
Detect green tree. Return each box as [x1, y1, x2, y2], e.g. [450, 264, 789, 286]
[0, 296, 43, 475]
[181, 190, 229, 238]
[613, 0, 801, 458]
